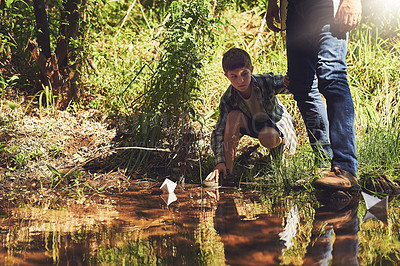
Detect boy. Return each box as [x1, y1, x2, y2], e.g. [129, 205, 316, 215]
[204, 48, 297, 186]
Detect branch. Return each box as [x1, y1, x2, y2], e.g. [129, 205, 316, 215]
[115, 0, 137, 37]
[253, 12, 266, 51]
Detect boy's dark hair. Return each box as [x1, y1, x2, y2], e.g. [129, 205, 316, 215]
[222, 48, 253, 73]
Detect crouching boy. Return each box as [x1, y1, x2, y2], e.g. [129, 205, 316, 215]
[204, 48, 297, 186]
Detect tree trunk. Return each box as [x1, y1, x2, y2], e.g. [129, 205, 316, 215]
[29, 0, 82, 110]
[32, 0, 51, 59]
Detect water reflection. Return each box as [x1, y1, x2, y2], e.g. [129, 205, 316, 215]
[213, 188, 285, 265]
[0, 183, 398, 265]
[304, 191, 360, 266]
[361, 192, 388, 224]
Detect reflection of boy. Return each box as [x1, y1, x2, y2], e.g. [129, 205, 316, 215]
[205, 48, 297, 185]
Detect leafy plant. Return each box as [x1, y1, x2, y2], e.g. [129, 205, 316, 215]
[0, 0, 38, 88]
[49, 144, 64, 158]
[23, 83, 56, 117]
[47, 164, 83, 190]
[0, 75, 19, 95]
[0, 145, 18, 169]
[11, 152, 30, 169]
[122, 0, 219, 174]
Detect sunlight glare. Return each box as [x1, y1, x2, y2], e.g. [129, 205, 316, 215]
[375, 0, 400, 14]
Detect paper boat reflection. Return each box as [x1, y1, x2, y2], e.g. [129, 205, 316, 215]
[160, 192, 177, 206]
[361, 192, 388, 224]
[279, 205, 299, 250]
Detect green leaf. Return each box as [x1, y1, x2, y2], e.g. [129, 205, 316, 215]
[6, 0, 14, 8]
[46, 164, 62, 178]
[7, 101, 16, 110]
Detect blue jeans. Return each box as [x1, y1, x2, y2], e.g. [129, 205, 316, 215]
[286, 0, 358, 176]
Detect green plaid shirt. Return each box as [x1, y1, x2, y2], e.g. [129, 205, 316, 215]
[211, 73, 297, 164]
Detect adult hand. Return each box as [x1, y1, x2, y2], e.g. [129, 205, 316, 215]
[205, 162, 227, 184]
[283, 74, 290, 88]
[335, 0, 362, 32]
[266, 0, 281, 32]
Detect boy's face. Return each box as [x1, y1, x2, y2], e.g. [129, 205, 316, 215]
[225, 66, 253, 97]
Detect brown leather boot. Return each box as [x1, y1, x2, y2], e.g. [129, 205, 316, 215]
[314, 167, 360, 191]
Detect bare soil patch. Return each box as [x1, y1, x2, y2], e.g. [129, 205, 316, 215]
[0, 104, 130, 205]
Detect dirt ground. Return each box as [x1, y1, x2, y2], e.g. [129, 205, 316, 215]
[0, 103, 132, 205]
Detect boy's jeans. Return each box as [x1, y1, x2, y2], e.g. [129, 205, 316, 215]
[286, 0, 358, 176]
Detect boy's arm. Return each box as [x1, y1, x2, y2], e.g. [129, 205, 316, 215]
[205, 162, 227, 184]
[273, 74, 290, 95]
[209, 110, 228, 183]
[255, 73, 290, 96]
[208, 94, 232, 183]
[211, 102, 228, 165]
[272, 74, 285, 94]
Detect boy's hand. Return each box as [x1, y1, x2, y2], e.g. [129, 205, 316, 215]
[205, 163, 227, 184]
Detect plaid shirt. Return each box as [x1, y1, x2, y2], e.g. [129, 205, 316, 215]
[211, 73, 297, 164]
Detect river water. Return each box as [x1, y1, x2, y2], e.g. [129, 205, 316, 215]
[0, 181, 399, 265]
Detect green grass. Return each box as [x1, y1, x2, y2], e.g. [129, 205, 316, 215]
[357, 126, 400, 183]
[346, 22, 400, 191]
[348, 24, 400, 131]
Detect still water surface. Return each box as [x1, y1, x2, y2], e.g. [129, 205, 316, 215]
[0, 182, 399, 265]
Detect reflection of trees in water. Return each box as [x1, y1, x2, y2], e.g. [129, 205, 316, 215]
[0, 201, 119, 264]
[257, 191, 316, 265]
[1, 187, 399, 265]
[195, 191, 226, 265]
[358, 201, 400, 265]
[214, 195, 284, 265]
[279, 201, 315, 265]
[234, 196, 265, 220]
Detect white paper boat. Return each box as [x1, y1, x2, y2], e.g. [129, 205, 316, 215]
[160, 178, 177, 194]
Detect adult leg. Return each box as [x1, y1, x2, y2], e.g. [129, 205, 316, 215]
[286, 0, 358, 189]
[288, 60, 333, 165]
[286, 0, 333, 166]
[317, 24, 358, 176]
[223, 110, 248, 173]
